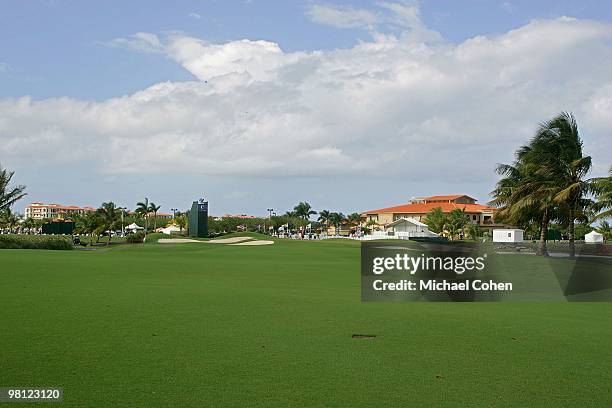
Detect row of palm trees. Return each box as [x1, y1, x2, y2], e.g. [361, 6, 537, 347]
[74, 198, 164, 245]
[282, 202, 364, 235]
[490, 112, 611, 257]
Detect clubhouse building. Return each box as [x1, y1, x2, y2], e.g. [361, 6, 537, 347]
[24, 202, 96, 220]
[361, 195, 505, 233]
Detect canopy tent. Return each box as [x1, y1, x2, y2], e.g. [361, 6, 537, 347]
[125, 223, 144, 232]
[585, 231, 604, 244]
[382, 217, 437, 238]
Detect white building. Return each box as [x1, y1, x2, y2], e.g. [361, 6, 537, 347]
[493, 229, 523, 243]
[361, 218, 438, 240]
[584, 231, 604, 244]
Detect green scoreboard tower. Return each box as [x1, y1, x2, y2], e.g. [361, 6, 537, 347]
[188, 200, 208, 238]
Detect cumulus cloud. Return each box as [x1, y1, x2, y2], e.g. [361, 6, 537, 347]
[1, 11, 611, 182]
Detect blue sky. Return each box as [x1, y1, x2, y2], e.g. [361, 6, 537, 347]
[1, 1, 612, 216]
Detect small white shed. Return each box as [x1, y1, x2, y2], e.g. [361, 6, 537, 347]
[585, 231, 604, 244]
[493, 229, 523, 243]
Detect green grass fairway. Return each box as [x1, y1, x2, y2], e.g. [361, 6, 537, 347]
[1, 239, 611, 407]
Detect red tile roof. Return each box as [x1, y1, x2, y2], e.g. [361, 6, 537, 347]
[362, 202, 495, 215]
[425, 195, 476, 201]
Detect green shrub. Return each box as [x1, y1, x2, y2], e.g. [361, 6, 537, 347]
[126, 232, 145, 244]
[0, 234, 73, 250]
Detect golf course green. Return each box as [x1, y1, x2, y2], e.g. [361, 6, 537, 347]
[1, 237, 611, 407]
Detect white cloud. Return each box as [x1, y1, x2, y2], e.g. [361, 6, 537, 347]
[305, 3, 381, 29]
[2, 14, 612, 182]
[188, 12, 202, 19]
[305, 1, 441, 42]
[0, 62, 10, 73]
[104, 32, 164, 53]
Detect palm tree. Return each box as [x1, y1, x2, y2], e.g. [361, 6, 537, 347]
[592, 166, 612, 221]
[174, 212, 188, 234]
[490, 115, 580, 256]
[0, 163, 26, 213]
[136, 198, 149, 234]
[595, 221, 611, 241]
[346, 212, 362, 233]
[293, 202, 316, 220]
[329, 212, 345, 236]
[97, 202, 120, 245]
[148, 202, 161, 230]
[538, 112, 595, 258]
[318, 210, 331, 233]
[444, 209, 468, 241]
[75, 211, 104, 246]
[464, 223, 481, 240]
[423, 207, 447, 234]
[0, 209, 20, 231]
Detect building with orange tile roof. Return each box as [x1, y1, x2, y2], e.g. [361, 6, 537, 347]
[361, 195, 506, 232]
[24, 202, 96, 220]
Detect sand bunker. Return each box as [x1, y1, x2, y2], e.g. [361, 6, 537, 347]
[229, 240, 275, 246]
[158, 236, 262, 245]
[158, 238, 201, 244]
[207, 237, 253, 244]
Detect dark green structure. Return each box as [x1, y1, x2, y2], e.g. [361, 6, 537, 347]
[188, 201, 208, 238]
[42, 220, 75, 235]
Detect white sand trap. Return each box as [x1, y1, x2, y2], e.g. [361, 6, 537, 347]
[158, 238, 201, 244]
[207, 237, 253, 244]
[229, 240, 275, 246]
[158, 236, 268, 245]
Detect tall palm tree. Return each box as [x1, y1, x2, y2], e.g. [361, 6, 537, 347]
[293, 202, 316, 220]
[136, 198, 149, 234]
[490, 114, 585, 256]
[148, 202, 161, 230]
[536, 113, 595, 257]
[0, 163, 26, 213]
[97, 202, 120, 245]
[318, 210, 331, 233]
[592, 166, 612, 221]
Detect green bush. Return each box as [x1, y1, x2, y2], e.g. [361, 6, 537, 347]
[126, 232, 145, 244]
[0, 234, 73, 250]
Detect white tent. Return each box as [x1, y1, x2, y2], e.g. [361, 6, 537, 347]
[125, 223, 144, 232]
[383, 218, 437, 238]
[493, 229, 523, 243]
[585, 231, 604, 244]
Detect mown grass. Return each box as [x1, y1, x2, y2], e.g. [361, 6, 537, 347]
[0, 239, 610, 407]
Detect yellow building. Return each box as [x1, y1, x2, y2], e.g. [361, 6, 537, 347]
[24, 202, 96, 220]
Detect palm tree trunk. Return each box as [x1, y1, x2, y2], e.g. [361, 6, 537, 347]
[107, 230, 111, 246]
[568, 207, 575, 258]
[537, 209, 549, 256]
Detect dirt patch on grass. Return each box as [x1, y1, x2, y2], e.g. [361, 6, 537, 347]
[352, 334, 376, 340]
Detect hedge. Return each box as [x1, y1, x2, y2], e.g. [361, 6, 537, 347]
[0, 234, 73, 250]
